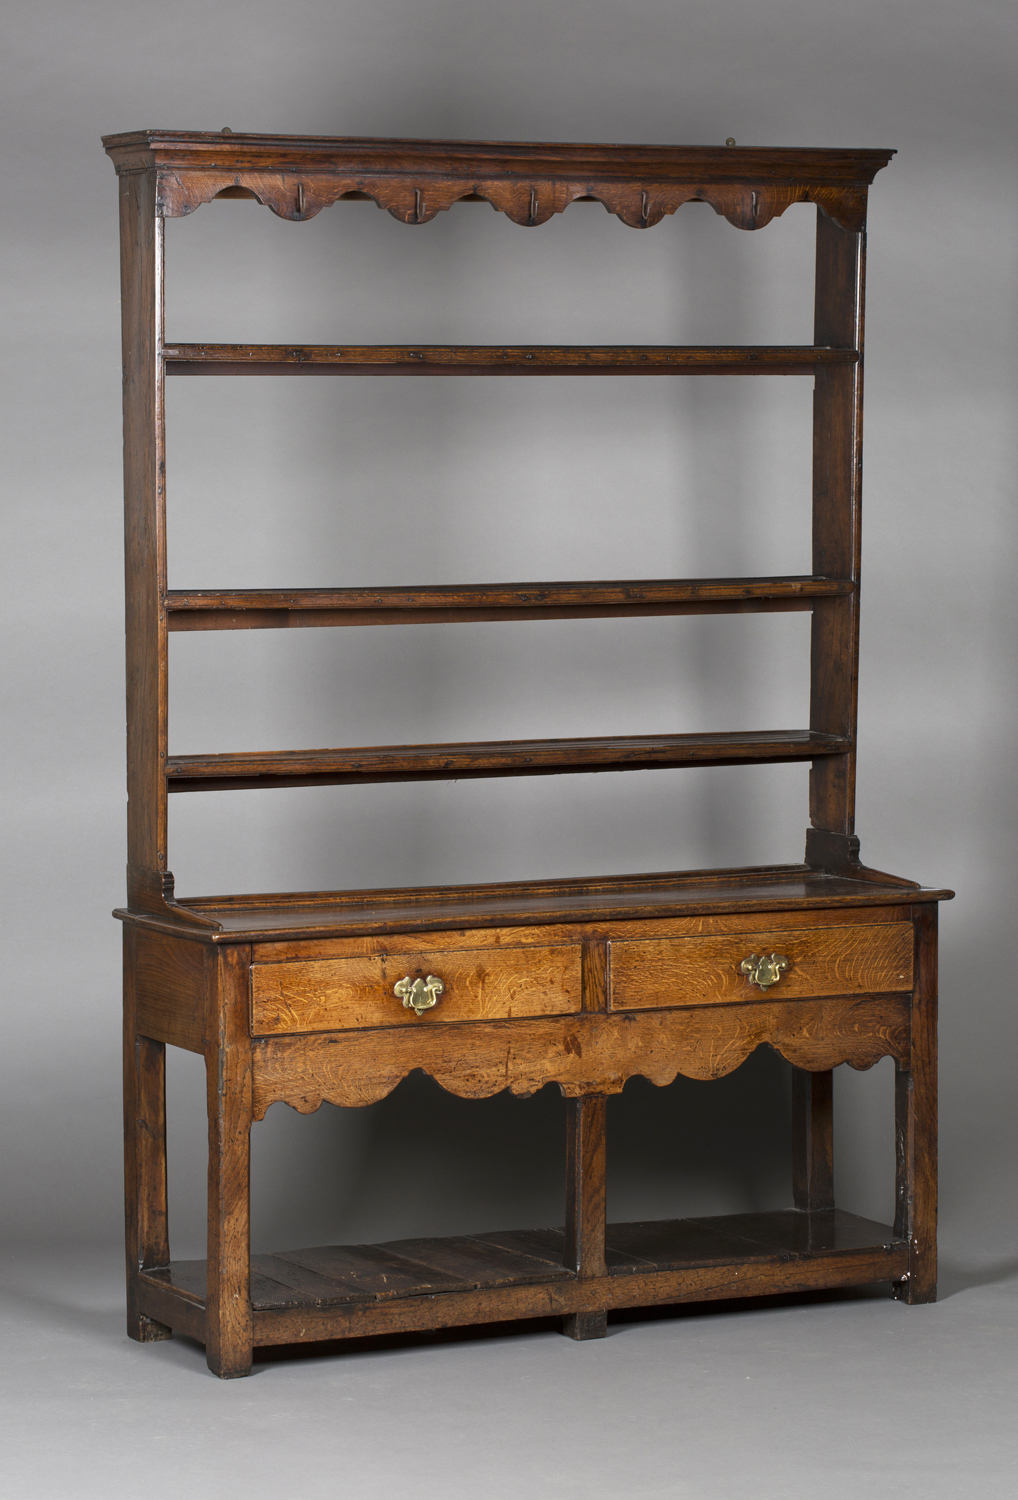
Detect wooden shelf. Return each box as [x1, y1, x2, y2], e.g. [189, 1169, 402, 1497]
[139, 1210, 908, 1347]
[117, 864, 937, 942]
[165, 729, 850, 793]
[163, 344, 858, 377]
[165, 576, 853, 631]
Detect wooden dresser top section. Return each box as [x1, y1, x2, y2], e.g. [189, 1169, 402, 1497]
[101, 133, 895, 230]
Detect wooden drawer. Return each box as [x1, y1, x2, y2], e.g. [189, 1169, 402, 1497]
[609, 922, 913, 1011]
[251, 944, 582, 1036]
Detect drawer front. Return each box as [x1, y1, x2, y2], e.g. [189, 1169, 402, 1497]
[609, 922, 914, 1011]
[251, 944, 582, 1036]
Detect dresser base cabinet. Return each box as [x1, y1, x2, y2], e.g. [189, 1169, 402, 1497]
[119, 866, 943, 1378]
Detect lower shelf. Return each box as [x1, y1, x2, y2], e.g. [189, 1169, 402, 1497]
[141, 1209, 907, 1349]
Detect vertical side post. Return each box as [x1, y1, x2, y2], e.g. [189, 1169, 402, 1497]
[205, 945, 254, 1377]
[802, 205, 866, 1217]
[119, 168, 169, 911]
[123, 924, 172, 1341]
[809, 205, 866, 837]
[562, 1093, 608, 1340]
[791, 1066, 835, 1211]
[894, 907, 938, 1302]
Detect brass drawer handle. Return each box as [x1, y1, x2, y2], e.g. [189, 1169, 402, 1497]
[739, 953, 789, 990]
[394, 974, 445, 1016]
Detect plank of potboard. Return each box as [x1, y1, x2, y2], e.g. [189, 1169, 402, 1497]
[605, 1218, 776, 1270]
[475, 1226, 655, 1273]
[689, 1208, 901, 1256]
[274, 1243, 469, 1298]
[150, 1260, 288, 1309]
[250, 1254, 375, 1307]
[376, 1234, 574, 1287]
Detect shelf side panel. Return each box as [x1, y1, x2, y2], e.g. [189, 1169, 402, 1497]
[120, 169, 169, 905]
[809, 206, 866, 837]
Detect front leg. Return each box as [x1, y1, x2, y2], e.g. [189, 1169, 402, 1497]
[894, 908, 938, 1303]
[205, 945, 254, 1377]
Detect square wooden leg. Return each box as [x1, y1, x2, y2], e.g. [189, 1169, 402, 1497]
[124, 929, 171, 1343]
[562, 1093, 608, 1340]
[894, 907, 938, 1303]
[205, 946, 254, 1378]
[792, 1066, 835, 1211]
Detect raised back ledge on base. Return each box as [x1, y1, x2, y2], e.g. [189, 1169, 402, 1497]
[101, 133, 894, 231]
[113, 860, 953, 944]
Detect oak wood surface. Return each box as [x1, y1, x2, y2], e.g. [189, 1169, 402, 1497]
[792, 1066, 835, 1211]
[608, 922, 913, 1010]
[107, 135, 945, 1373]
[249, 903, 915, 965]
[250, 944, 582, 1035]
[896, 905, 938, 1301]
[565, 1097, 608, 1279]
[165, 575, 853, 632]
[165, 730, 850, 794]
[808, 210, 864, 837]
[123, 926, 172, 1343]
[119, 170, 167, 896]
[117, 869, 946, 944]
[563, 1093, 609, 1339]
[150, 1208, 900, 1312]
[248, 1244, 908, 1344]
[135, 1276, 206, 1343]
[103, 132, 895, 181]
[142, 1209, 904, 1347]
[103, 133, 893, 232]
[134, 930, 208, 1052]
[250, 996, 911, 1115]
[204, 945, 253, 1377]
[163, 344, 857, 376]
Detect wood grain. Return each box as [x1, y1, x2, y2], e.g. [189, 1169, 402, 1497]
[563, 1093, 609, 1338]
[249, 900, 916, 963]
[134, 930, 208, 1052]
[792, 1066, 835, 1211]
[164, 575, 853, 632]
[250, 997, 911, 1115]
[608, 922, 913, 1009]
[119, 168, 168, 900]
[204, 945, 253, 1378]
[809, 210, 865, 837]
[147, 1208, 900, 1323]
[166, 730, 850, 794]
[250, 944, 582, 1035]
[106, 134, 947, 1375]
[896, 906, 938, 1302]
[103, 133, 893, 232]
[163, 344, 857, 376]
[123, 926, 172, 1343]
[248, 1244, 906, 1346]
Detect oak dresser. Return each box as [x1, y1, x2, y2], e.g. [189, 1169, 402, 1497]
[103, 130, 950, 1377]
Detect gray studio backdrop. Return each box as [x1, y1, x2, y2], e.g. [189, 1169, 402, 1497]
[2, 1, 1015, 1270]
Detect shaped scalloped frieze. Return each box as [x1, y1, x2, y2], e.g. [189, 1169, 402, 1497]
[156, 169, 867, 233]
[251, 997, 909, 1116]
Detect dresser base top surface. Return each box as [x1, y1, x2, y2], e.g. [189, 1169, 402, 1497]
[114, 862, 950, 944]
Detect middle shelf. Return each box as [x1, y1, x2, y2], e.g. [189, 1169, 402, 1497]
[166, 729, 849, 792]
[165, 576, 852, 630]
[163, 344, 860, 376]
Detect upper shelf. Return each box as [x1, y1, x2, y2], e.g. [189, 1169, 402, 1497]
[102, 133, 894, 231]
[166, 577, 852, 631]
[164, 345, 858, 377]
